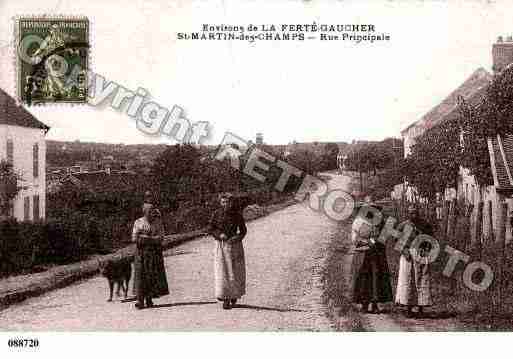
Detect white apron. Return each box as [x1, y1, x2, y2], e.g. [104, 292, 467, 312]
[395, 251, 431, 306]
[214, 239, 246, 299]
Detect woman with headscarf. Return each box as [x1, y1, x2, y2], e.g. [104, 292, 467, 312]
[351, 204, 393, 313]
[208, 192, 248, 310]
[395, 204, 433, 318]
[132, 203, 170, 309]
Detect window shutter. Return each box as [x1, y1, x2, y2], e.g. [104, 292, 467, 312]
[33, 143, 39, 178]
[33, 195, 40, 221]
[24, 197, 30, 221]
[6, 139, 13, 165]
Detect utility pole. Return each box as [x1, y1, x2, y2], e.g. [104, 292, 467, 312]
[357, 143, 363, 194]
[392, 138, 403, 181]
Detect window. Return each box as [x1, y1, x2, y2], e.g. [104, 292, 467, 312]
[8, 201, 14, 217]
[24, 197, 30, 221]
[6, 139, 13, 165]
[33, 195, 40, 221]
[33, 143, 39, 178]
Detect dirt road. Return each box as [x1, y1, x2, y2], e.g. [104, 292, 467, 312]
[0, 174, 351, 331]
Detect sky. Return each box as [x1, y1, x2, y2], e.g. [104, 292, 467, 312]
[0, 0, 511, 145]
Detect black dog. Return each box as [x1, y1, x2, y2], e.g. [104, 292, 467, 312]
[99, 257, 133, 302]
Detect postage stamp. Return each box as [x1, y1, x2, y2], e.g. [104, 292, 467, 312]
[15, 16, 89, 105]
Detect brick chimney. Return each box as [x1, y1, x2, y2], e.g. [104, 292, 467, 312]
[493, 35, 513, 74]
[256, 132, 263, 145]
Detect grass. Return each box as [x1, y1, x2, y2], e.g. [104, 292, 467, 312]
[321, 220, 366, 331]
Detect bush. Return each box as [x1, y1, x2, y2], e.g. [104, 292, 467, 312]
[0, 218, 21, 275]
[0, 214, 114, 276]
[17, 221, 46, 268]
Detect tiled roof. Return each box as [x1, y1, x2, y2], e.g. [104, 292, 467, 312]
[488, 133, 513, 194]
[0, 88, 50, 131]
[402, 68, 493, 135]
[68, 171, 141, 192]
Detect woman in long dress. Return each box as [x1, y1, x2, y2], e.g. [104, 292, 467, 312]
[132, 203, 170, 309]
[208, 193, 248, 310]
[395, 205, 433, 318]
[351, 204, 393, 313]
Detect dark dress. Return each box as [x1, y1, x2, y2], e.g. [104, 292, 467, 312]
[132, 217, 170, 301]
[208, 206, 247, 241]
[353, 241, 393, 304]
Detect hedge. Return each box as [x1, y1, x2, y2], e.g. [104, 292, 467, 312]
[0, 214, 104, 277]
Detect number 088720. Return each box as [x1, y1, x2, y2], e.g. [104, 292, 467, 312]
[7, 338, 39, 348]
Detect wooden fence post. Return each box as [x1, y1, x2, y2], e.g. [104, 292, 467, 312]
[446, 199, 456, 244]
[457, 206, 474, 294]
[464, 203, 474, 253]
[488, 200, 495, 245]
[495, 200, 507, 317]
[471, 202, 484, 260]
[506, 201, 513, 245]
[441, 201, 449, 241]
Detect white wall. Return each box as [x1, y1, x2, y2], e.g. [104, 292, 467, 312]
[400, 124, 513, 244]
[457, 167, 512, 244]
[402, 124, 424, 158]
[0, 124, 46, 221]
[403, 133, 415, 158]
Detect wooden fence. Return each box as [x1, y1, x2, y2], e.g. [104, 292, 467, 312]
[392, 197, 513, 321]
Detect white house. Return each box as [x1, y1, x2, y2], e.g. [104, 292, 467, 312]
[394, 66, 492, 203]
[0, 88, 50, 221]
[394, 37, 513, 242]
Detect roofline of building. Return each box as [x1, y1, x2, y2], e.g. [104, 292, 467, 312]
[400, 67, 493, 136]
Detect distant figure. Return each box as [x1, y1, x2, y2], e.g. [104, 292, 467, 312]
[144, 190, 162, 217]
[435, 193, 443, 221]
[395, 205, 433, 318]
[144, 190, 154, 204]
[132, 203, 169, 309]
[351, 204, 393, 313]
[208, 192, 248, 310]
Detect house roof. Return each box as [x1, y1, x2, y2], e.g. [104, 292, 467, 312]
[0, 88, 50, 131]
[59, 171, 142, 193]
[488, 133, 513, 194]
[401, 67, 493, 136]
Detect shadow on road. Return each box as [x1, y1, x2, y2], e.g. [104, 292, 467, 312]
[121, 297, 137, 303]
[151, 301, 217, 309]
[424, 311, 458, 320]
[164, 250, 195, 258]
[232, 304, 305, 313]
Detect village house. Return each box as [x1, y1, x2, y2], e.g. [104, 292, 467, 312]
[394, 66, 492, 202]
[395, 37, 513, 242]
[0, 88, 50, 221]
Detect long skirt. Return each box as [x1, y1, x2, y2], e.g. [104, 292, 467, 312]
[352, 247, 393, 304]
[133, 244, 170, 300]
[214, 239, 246, 300]
[395, 253, 431, 306]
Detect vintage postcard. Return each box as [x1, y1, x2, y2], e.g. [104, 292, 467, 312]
[15, 16, 89, 105]
[1, 0, 513, 358]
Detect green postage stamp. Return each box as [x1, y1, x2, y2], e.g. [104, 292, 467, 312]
[15, 16, 90, 105]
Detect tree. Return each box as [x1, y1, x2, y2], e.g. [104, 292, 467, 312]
[287, 149, 320, 176]
[321, 143, 340, 171]
[150, 144, 204, 209]
[457, 66, 513, 187]
[402, 119, 462, 202]
[0, 160, 21, 219]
